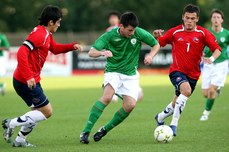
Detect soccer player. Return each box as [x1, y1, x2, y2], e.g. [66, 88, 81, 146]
[80, 12, 160, 144]
[105, 11, 144, 102]
[153, 4, 221, 136]
[2, 5, 82, 147]
[200, 9, 229, 121]
[0, 32, 10, 95]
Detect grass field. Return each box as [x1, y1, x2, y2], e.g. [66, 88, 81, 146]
[0, 75, 229, 152]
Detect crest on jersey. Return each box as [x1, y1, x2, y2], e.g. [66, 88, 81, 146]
[131, 38, 137, 45]
[193, 37, 199, 43]
[178, 37, 184, 41]
[220, 37, 225, 42]
[176, 77, 182, 82]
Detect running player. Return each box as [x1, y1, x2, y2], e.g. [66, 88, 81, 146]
[105, 11, 144, 102]
[153, 4, 221, 136]
[0, 32, 10, 95]
[200, 9, 229, 121]
[2, 5, 83, 147]
[80, 12, 160, 144]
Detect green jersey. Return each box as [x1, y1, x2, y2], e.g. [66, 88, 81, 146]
[204, 28, 229, 63]
[0, 33, 10, 56]
[92, 27, 158, 75]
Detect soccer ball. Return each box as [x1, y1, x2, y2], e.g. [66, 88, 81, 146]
[154, 125, 173, 143]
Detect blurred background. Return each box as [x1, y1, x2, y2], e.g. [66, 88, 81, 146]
[1, 0, 229, 76]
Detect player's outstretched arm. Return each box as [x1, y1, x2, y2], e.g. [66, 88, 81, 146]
[88, 48, 113, 58]
[144, 43, 160, 65]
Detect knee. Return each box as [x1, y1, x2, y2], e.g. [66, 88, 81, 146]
[124, 101, 136, 112]
[100, 94, 113, 104]
[181, 88, 192, 97]
[208, 88, 216, 98]
[43, 107, 53, 119]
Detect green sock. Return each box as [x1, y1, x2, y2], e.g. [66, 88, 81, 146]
[104, 107, 129, 132]
[205, 98, 215, 111]
[83, 100, 106, 133]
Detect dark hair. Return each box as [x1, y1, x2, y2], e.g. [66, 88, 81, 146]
[210, 9, 224, 19]
[183, 4, 200, 17]
[108, 11, 120, 19]
[120, 12, 139, 28]
[38, 5, 62, 26]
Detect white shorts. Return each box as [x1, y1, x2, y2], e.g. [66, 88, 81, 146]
[104, 72, 139, 101]
[201, 60, 228, 89]
[0, 56, 6, 76]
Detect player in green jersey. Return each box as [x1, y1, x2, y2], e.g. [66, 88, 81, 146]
[0, 33, 10, 96]
[200, 9, 229, 121]
[80, 12, 160, 144]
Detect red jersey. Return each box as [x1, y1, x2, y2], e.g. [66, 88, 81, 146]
[14, 25, 76, 84]
[158, 25, 221, 80]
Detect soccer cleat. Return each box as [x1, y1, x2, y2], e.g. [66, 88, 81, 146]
[80, 132, 90, 144]
[2, 119, 14, 143]
[170, 125, 177, 136]
[200, 115, 208, 121]
[155, 114, 165, 126]
[13, 140, 36, 147]
[93, 127, 107, 142]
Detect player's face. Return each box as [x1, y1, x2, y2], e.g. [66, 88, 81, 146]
[182, 12, 199, 31]
[49, 18, 61, 33]
[119, 25, 136, 38]
[109, 15, 119, 26]
[211, 13, 223, 27]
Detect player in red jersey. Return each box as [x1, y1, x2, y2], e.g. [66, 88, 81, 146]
[2, 5, 82, 147]
[153, 4, 221, 136]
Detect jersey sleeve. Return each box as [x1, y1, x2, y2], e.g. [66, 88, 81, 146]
[136, 27, 158, 47]
[1, 34, 10, 48]
[92, 33, 110, 51]
[204, 29, 222, 52]
[49, 35, 76, 54]
[157, 28, 174, 47]
[22, 27, 47, 51]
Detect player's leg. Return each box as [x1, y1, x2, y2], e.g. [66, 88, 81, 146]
[169, 72, 197, 136]
[93, 74, 138, 142]
[155, 96, 176, 126]
[200, 60, 228, 121]
[0, 56, 6, 96]
[80, 73, 120, 144]
[2, 78, 50, 146]
[93, 95, 136, 142]
[80, 84, 114, 144]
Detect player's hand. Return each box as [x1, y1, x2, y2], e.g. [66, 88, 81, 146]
[74, 44, 83, 52]
[101, 50, 113, 57]
[153, 29, 164, 38]
[203, 57, 213, 64]
[144, 54, 153, 65]
[27, 78, 36, 90]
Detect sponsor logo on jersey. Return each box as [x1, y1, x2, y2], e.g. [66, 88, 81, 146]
[193, 37, 199, 43]
[131, 38, 137, 45]
[220, 37, 225, 42]
[114, 38, 121, 42]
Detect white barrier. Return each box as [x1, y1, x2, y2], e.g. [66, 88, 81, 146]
[4, 47, 72, 77]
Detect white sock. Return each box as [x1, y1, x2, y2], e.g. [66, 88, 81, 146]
[170, 94, 188, 126]
[158, 102, 174, 122]
[16, 123, 38, 142]
[203, 110, 211, 116]
[9, 110, 46, 128]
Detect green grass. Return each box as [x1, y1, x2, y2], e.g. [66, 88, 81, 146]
[0, 75, 229, 152]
